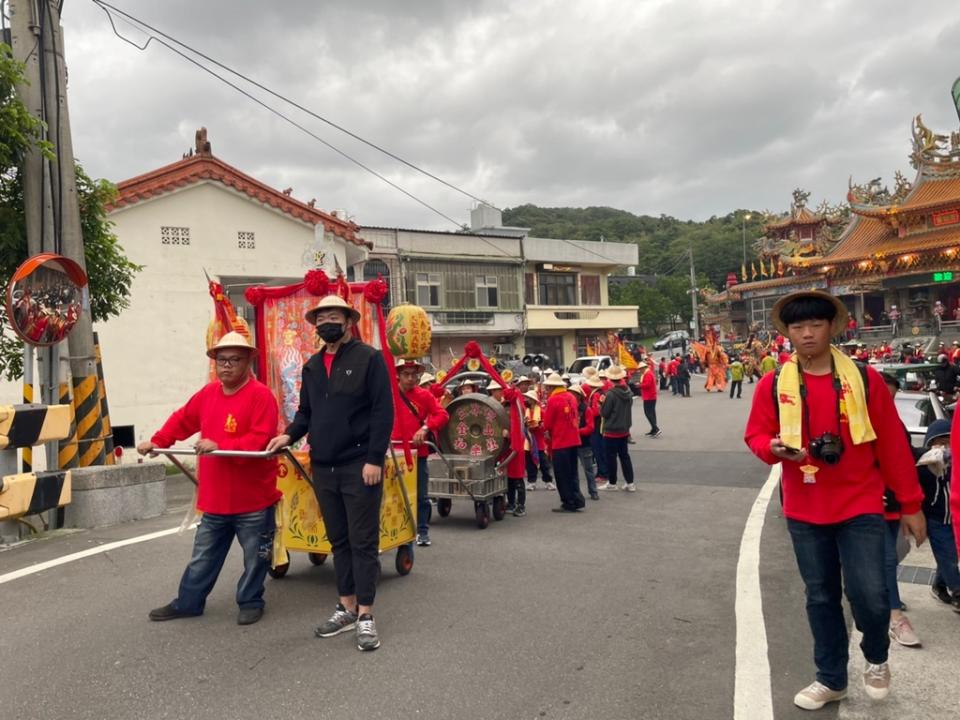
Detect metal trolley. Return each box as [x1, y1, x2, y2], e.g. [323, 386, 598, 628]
[155, 446, 418, 578]
[427, 394, 514, 529]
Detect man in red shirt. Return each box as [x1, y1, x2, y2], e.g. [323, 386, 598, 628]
[542, 372, 585, 512]
[139, 332, 281, 626]
[392, 359, 449, 546]
[744, 290, 926, 711]
[639, 358, 660, 437]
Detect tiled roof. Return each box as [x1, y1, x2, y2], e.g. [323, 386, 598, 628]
[805, 215, 960, 266]
[767, 206, 821, 229]
[728, 274, 819, 294]
[109, 153, 369, 247]
[898, 176, 960, 212]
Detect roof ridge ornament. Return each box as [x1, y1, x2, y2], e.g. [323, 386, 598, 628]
[195, 127, 212, 157]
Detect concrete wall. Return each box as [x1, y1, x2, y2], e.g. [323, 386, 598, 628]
[63, 462, 166, 529]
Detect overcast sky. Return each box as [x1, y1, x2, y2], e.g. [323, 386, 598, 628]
[55, 0, 960, 231]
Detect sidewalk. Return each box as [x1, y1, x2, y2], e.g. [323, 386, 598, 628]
[839, 541, 960, 718]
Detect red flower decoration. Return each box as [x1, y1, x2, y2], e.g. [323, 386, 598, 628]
[463, 340, 482, 359]
[502, 386, 519, 402]
[429, 384, 446, 399]
[244, 286, 265, 306]
[363, 277, 388, 304]
[304, 269, 330, 296]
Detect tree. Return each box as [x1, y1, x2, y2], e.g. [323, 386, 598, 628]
[0, 43, 141, 380]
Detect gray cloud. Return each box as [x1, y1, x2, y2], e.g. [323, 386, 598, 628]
[59, 0, 960, 230]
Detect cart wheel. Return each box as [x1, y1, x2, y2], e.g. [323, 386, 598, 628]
[474, 502, 490, 529]
[268, 562, 290, 579]
[492, 495, 507, 521]
[395, 544, 414, 576]
[437, 498, 452, 517]
[308, 552, 327, 566]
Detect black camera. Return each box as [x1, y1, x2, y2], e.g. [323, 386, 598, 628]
[809, 432, 844, 465]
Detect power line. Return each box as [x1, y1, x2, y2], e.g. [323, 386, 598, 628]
[90, 0, 494, 209]
[92, 1, 472, 232]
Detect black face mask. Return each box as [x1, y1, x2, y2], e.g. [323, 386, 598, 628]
[317, 322, 346, 344]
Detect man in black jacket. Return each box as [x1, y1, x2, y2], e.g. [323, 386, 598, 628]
[267, 294, 393, 651]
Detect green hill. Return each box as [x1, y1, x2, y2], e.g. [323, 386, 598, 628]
[502, 204, 764, 290]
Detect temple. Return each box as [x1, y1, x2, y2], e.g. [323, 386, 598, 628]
[709, 111, 960, 339]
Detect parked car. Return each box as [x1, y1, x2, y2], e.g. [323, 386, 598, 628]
[871, 363, 939, 392]
[894, 390, 948, 448]
[653, 331, 689, 351]
[567, 355, 613, 385]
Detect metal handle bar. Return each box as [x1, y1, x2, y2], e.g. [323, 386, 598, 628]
[155, 447, 279, 458]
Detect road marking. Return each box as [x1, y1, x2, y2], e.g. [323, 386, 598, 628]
[733, 462, 780, 720]
[0, 524, 192, 586]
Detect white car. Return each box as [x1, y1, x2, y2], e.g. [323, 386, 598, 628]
[567, 355, 613, 385]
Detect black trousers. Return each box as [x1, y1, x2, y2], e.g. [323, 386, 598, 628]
[678, 377, 690, 397]
[552, 447, 585, 510]
[507, 478, 526, 508]
[730, 380, 742, 398]
[605, 436, 635, 485]
[642, 399, 658, 433]
[525, 450, 553, 484]
[311, 460, 383, 607]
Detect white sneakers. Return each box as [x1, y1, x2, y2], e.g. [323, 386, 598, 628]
[793, 662, 891, 711]
[793, 681, 846, 710]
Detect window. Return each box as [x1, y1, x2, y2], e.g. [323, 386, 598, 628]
[750, 297, 778, 328]
[416, 272, 441, 307]
[581, 275, 600, 305]
[524, 273, 535, 305]
[161, 226, 190, 245]
[475, 275, 498, 308]
[238, 231, 255, 249]
[538, 272, 577, 305]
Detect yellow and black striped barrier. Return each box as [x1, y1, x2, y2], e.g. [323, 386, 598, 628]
[72, 373, 106, 467]
[0, 470, 71, 520]
[21, 382, 33, 472]
[93, 333, 115, 465]
[0, 404, 72, 450]
[58, 383, 79, 470]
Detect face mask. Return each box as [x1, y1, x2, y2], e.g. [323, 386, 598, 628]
[317, 322, 345, 344]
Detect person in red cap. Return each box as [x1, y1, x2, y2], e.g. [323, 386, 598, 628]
[392, 358, 449, 546]
[139, 331, 280, 626]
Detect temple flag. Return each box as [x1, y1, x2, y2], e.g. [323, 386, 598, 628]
[953, 76, 960, 123]
[751, 262, 757, 280]
[760, 259, 769, 278]
[618, 342, 638, 370]
[741, 263, 747, 282]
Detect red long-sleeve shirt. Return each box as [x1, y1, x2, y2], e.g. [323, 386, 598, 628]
[152, 379, 281, 515]
[392, 385, 450, 457]
[640, 368, 657, 400]
[949, 413, 960, 557]
[744, 366, 923, 524]
[543, 389, 580, 451]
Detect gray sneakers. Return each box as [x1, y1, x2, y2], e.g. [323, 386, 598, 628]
[314, 603, 357, 638]
[356, 613, 380, 651]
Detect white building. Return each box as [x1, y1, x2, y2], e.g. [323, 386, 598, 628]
[98, 131, 369, 444]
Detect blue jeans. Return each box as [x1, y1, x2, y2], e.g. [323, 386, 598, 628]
[417, 456, 431, 536]
[883, 520, 903, 611]
[590, 430, 608, 479]
[928, 517, 960, 591]
[173, 505, 276, 614]
[577, 445, 597, 495]
[787, 514, 889, 691]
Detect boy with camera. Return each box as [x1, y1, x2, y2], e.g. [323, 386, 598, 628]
[744, 290, 926, 711]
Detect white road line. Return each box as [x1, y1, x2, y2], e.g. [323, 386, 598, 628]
[0, 524, 192, 586]
[733, 462, 781, 720]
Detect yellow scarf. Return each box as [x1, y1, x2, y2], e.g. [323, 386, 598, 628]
[776, 346, 876, 450]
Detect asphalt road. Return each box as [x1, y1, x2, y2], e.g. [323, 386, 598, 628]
[1, 377, 944, 720]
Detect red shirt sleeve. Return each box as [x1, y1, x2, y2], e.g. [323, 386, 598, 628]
[418, 387, 450, 434]
[579, 405, 595, 437]
[151, 384, 209, 447]
[865, 367, 923, 515]
[743, 372, 780, 465]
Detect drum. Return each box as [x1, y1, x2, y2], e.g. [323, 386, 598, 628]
[438, 393, 509, 459]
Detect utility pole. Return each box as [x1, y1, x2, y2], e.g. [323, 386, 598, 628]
[10, 0, 106, 468]
[689, 243, 699, 341]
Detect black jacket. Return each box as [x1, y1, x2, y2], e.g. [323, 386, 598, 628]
[933, 364, 958, 394]
[285, 339, 394, 468]
[600, 384, 633, 435]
